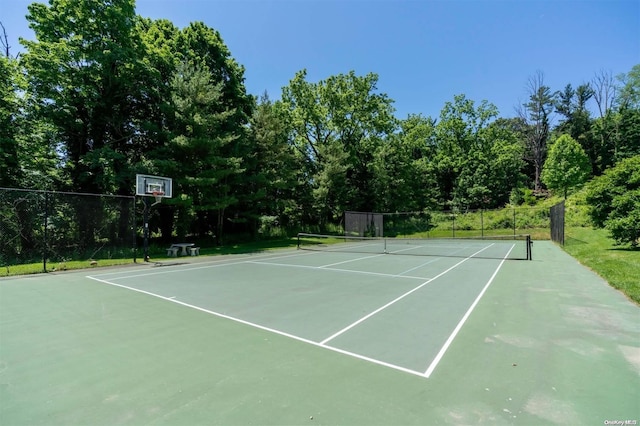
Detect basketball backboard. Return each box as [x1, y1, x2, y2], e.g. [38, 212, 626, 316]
[135, 174, 173, 198]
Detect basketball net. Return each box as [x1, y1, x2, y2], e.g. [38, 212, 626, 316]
[151, 191, 164, 206]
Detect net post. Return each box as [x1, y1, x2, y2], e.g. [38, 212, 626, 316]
[297, 233, 301, 250]
[527, 235, 532, 260]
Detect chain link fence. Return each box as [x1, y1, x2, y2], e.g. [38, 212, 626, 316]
[0, 188, 137, 272]
[345, 206, 552, 238]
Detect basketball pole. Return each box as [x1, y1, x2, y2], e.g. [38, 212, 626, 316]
[143, 196, 150, 262]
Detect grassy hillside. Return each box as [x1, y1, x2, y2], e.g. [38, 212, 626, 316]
[564, 227, 640, 305]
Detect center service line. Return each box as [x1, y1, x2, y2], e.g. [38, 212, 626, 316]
[319, 244, 495, 345]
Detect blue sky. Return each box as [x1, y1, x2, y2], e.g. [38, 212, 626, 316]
[2, 0, 639, 119]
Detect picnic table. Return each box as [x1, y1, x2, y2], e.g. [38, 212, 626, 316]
[167, 243, 198, 257]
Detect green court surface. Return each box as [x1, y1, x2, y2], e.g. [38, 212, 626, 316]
[1, 241, 638, 425]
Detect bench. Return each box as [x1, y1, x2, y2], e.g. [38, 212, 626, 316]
[166, 246, 179, 257]
[188, 247, 200, 256]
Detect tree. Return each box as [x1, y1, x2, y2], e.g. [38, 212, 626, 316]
[614, 65, 640, 162]
[168, 60, 245, 242]
[0, 21, 12, 58]
[371, 114, 438, 212]
[554, 83, 596, 174]
[517, 71, 555, 191]
[615, 106, 640, 161]
[431, 94, 523, 210]
[617, 64, 640, 110]
[433, 94, 496, 208]
[0, 54, 20, 187]
[541, 134, 591, 198]
[585, 155, 640, 247]
[21, 0, 146, 195]
[244, 93, 301, 233]
[591, 70, 618, 172]
[134, 18, 181, 165]
[281, 69, 396, 224]
[172, 22, 254, 241]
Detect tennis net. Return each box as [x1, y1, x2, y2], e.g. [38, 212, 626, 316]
[297, 233, 532, 260]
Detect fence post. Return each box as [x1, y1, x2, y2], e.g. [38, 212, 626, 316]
[452, 213, 456, 238]
[43, 191, 49, 273]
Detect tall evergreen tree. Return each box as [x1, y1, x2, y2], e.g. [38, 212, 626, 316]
[244, 93, 301, 233]
[168, 60, 244, 242]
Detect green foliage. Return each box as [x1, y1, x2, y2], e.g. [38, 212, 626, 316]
[281, 69, 397, 222]
[541, 134, 591, 198]
[5, 0, 638, 264]
[585, 155, 640, 247]
[246, 94, 302, 230]
[168, 60, 245, 239]
[617, 64, 640, 110]
[22, 0, 144, 194]
[432, 95, 524, 210]
[372, 114, 438, 212]
[615, 106, 640, 161]
[0, 54, 20, 187]
[554, 83, 596, 174]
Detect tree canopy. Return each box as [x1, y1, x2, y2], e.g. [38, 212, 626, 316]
[541, 134, 591, 199]
[585, 156, 640, 247]
[2, 0, 639, 246]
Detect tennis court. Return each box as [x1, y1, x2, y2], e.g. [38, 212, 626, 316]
[1, 239, 638, 425]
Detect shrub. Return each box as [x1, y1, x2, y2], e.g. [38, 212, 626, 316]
[585, 156, 640, 247]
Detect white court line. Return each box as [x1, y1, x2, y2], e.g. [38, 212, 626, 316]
[319, 244, 495, 345]
[89, 250, 318, 281]
[388, 241, 478, 258]
[319, 253, 386, 268]
[397, 257, 440, 276]
[246, 260, 429, 281]
[88, 250, 302, 277]
[85, 275, 430, 379]
[423, 243, 515, 378]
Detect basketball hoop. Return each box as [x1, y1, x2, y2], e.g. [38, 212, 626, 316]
[151, 191, 164, 206]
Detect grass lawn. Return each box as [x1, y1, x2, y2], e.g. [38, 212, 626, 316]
[0, 238, 301, 277]
[1, 258, 136, 277]
[564, 227, 640, 305]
